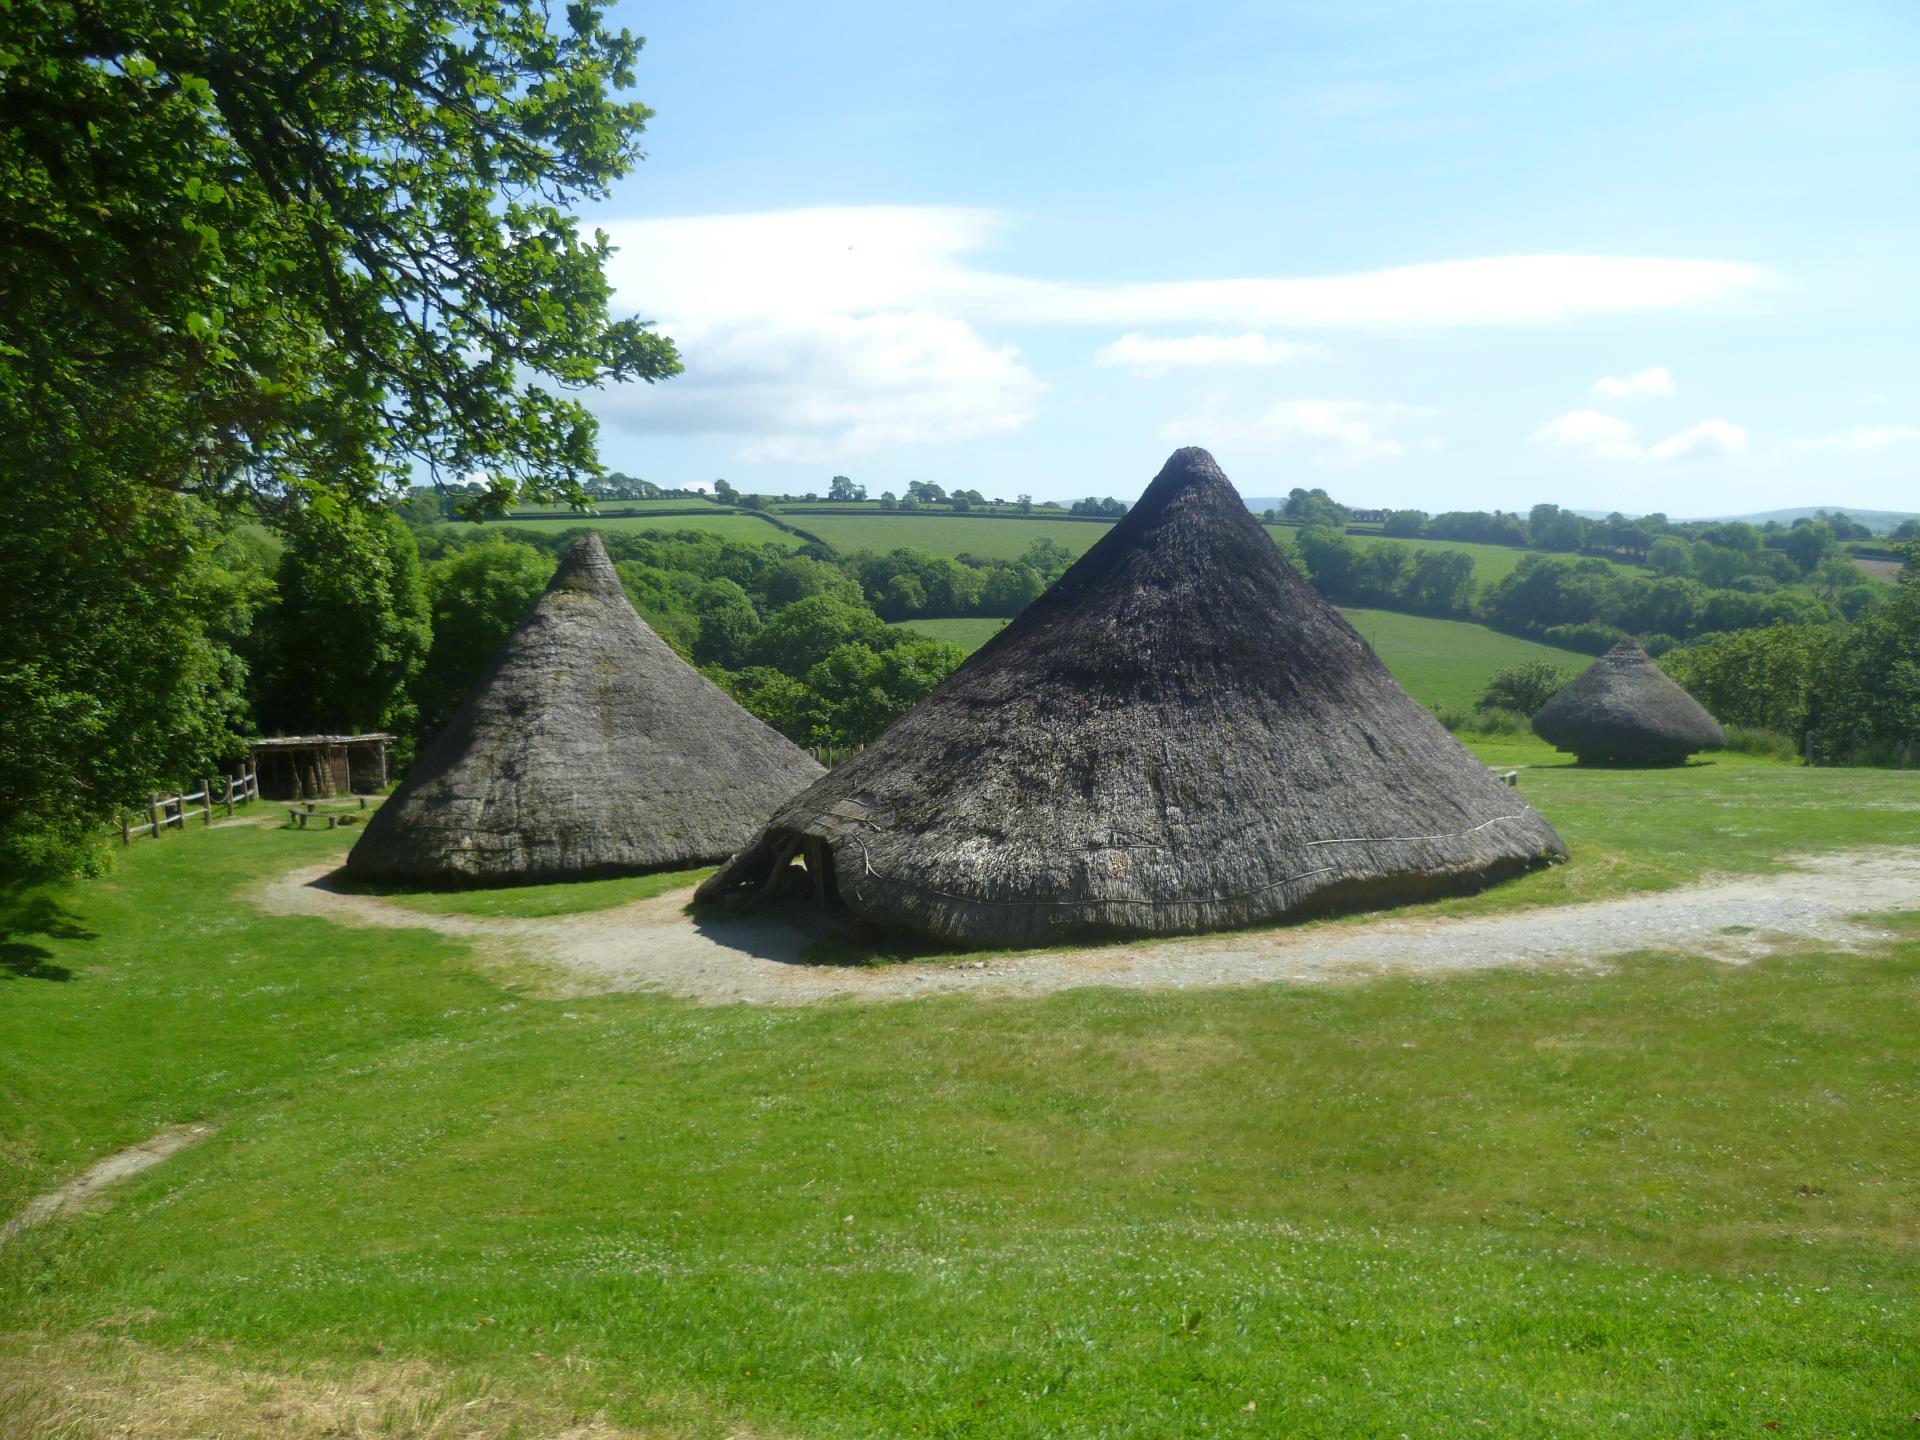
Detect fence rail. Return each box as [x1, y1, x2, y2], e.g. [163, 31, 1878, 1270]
[112, 763, 261, 844]
[807, 744, 864, 768]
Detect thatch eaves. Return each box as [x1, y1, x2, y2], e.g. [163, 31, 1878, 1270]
[348, 533, 822, 886]
[696, 447, 1566, 947]
[1531, 639, 1726, 765]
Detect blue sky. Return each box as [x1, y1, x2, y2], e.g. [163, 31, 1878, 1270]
[582, 1, 1919, 514]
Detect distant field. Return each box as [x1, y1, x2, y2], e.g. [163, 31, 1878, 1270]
[503, 499, 726, 514]
[1338, 607, 1592, 710]
[1262, 527, 1642, 587]
[890, 617, 1010, 653]
[793, 513, 1114, 561]
[433, 513, 807, 548]
[899, 608, 1590, 712]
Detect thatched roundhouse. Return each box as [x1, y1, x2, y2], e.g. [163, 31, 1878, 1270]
[697, 447, 1567, 947]
[348, 533, 822, 886]
[1531, 639, 1726, 765]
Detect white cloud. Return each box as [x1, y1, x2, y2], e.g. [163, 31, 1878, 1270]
[1533, 410, 1746, 463]
[593, 205, 1774, 460]
[1647, 418, 1747, 462]
[1533, 410, 1642, 461]
[1793, 424, 1920, 452]
[1166, 400, 1436, 466]
[1093, 331, 1319, 376]
[601, 207, 1776, 331]
[596, 311, 1044, 462]
[1592, 366, 1676, 400]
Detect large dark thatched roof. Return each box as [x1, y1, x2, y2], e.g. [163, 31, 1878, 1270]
[348, 533, 822, 886]
[1531, 639, 1726, 765]
[696, 447, 1567, 947]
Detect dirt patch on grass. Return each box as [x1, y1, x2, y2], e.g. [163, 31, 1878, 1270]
[253, 848, 1920, 1007]
[2, 1125, 214, 1245]
[0, 1335, 653, 1439]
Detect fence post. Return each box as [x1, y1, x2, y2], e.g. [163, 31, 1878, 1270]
[121, 816, 131, 847]
[202, 776, 214, 825]
[225, 776, 236, 816]
[149, 793, 161, 838]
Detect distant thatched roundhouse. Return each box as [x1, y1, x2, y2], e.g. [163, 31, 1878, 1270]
[348, 533, 822, 886]
[697, 447, 1567, 947]
[1531, 639, 1726, 765]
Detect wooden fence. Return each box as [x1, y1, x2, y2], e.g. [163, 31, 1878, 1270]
[114, 763, 261, 844]
[807, 744, 864, 768]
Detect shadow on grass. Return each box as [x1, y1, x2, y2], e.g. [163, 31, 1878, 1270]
[0, 887, 93, 981]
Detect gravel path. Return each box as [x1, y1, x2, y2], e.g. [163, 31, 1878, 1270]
[2, 1125, 215, 1245]
[256, 848, 1920, 1006]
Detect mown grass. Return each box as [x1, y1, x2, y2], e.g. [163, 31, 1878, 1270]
[900, 609, 1592, 713]
[344, 865, 711, 918]
[3, 762, 1918, 1437]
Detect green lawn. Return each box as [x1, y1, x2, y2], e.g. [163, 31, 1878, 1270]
[432, 512, 808, 547]
[899, 609, 1591, 713]
[341, 865, 712, 919]
[3, 759, 1918, 1436]
[790, 513, 1115, 561]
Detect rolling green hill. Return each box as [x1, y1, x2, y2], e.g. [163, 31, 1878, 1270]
[1263, 526, 1645, 585]
[788, 513, 1114, 561]
[898, 608, 1590, 712]
[432, 512, 809, 547]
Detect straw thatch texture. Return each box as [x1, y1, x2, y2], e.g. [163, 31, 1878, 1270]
[348, 533, 822, 886]
[697, 447, 1567, 947]
[1531, 639, 1726, 765]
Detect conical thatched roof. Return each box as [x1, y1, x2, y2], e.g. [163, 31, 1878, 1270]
[348, 533, 822, 886]
[1531, 639, 1726, 765]
[696, 447, 1566, 947]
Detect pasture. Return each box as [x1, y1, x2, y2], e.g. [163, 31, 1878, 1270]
[900, 610, 1591, 713]
[785, 513, 1115, 561]
[432, 512, 808, 548]
[1263, 526, 1647, 586]
[4, 756, 1918, 1437]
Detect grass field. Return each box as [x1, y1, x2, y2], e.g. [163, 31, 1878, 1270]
[3, 758, 1918, 1436]
[500, 500, 733, 515]
[788, 513, 1115, 561]
[428, 507, 1643, 595]
[1263, 527, 1645, 586]
[1338, 608, 1593, 710]
[900, 610, 1592, 712]
[433, 512, 808, 548]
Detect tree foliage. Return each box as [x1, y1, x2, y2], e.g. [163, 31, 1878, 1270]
[1477, 662, 1574, 717]
[254, 506, 432, 746]
[2, 0, 679, 513]
[1, 0, 680, 872]
[412, 537, 555, 738]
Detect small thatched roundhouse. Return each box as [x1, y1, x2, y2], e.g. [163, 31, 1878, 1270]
[696, 447, 1567, 947]
[348, 533, 822, 886]
[1531, 639, 1726, 765]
